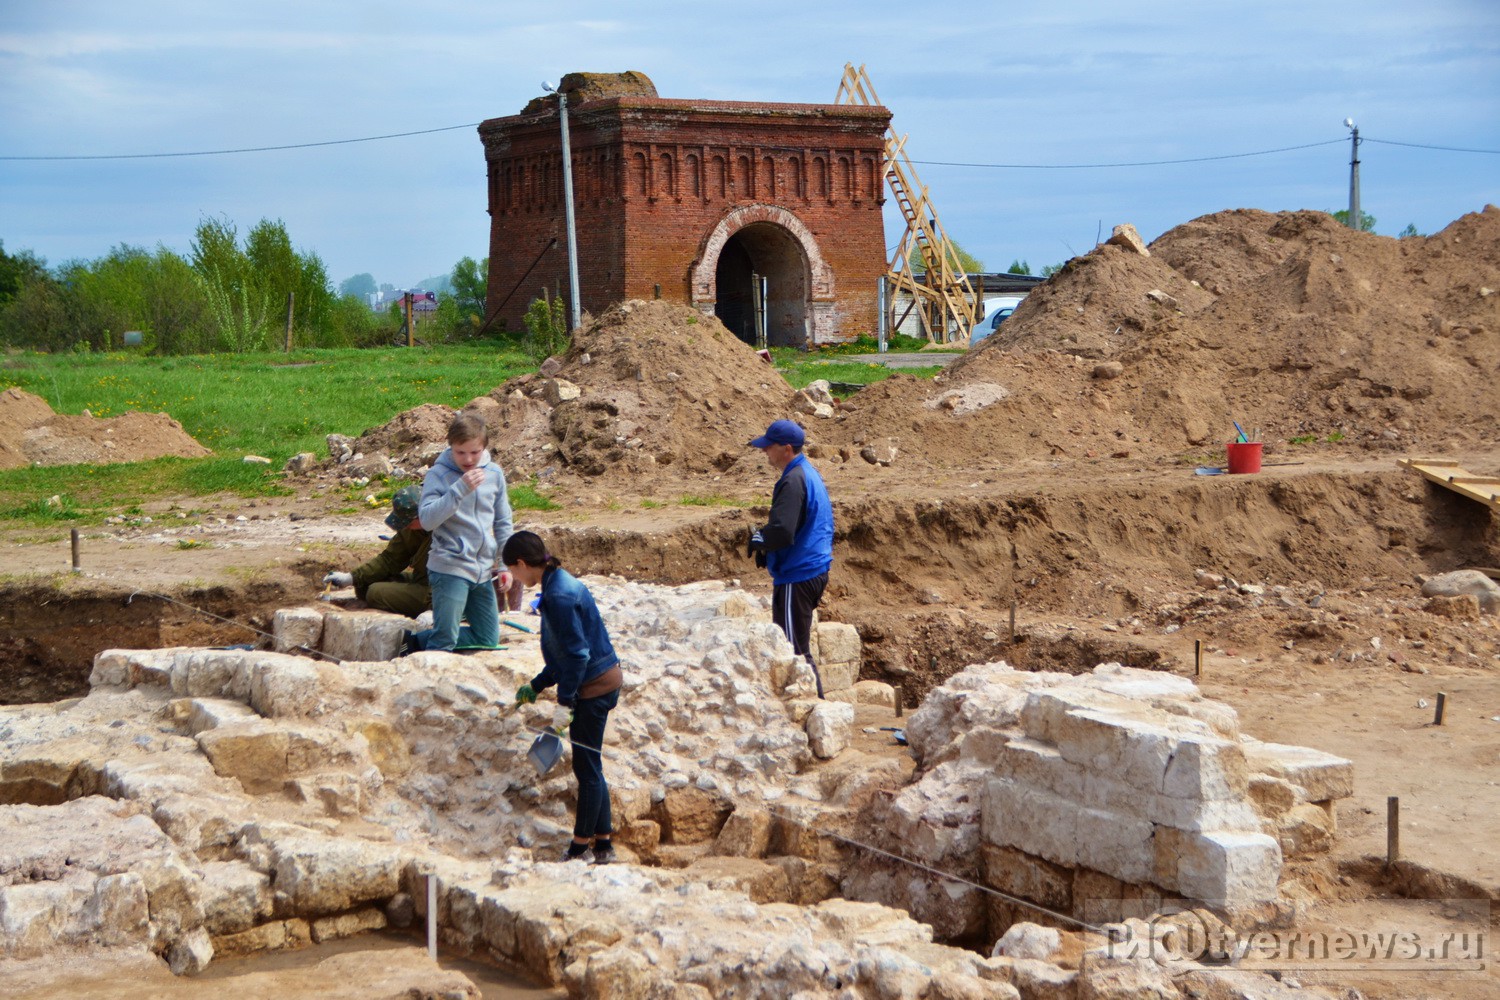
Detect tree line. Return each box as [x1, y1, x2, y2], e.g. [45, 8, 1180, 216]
[0, 217, 493, 355]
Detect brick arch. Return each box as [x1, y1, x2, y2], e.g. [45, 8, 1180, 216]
[690, 204, 838, 345]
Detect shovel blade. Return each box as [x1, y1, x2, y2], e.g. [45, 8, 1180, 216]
[527, 731, 565, 776]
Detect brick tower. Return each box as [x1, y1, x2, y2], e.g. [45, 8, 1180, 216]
[478, 73, 890, 346]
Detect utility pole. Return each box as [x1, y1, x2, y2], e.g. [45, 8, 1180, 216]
[543, 82, 582, 332]
[1344, 118, 1361, 231]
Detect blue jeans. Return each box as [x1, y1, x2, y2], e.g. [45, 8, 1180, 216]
[570, 688, 618, 840]
[420, 570, 499, 652]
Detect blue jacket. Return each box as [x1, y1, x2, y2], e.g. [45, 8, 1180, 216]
[529, 566, 620, 706]
[418, 447, 513, 584]
[760, 454, 834, 585]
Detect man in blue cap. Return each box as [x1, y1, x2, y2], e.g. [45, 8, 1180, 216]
[747, 419, 835, 697]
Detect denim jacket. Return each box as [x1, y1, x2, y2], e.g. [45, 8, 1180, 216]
[529, 566, 620, 706]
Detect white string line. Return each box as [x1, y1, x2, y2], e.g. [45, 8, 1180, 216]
[123, 583, 344, 663]
[527, 719, 1106, 933]
[94, 573, 1102, 933]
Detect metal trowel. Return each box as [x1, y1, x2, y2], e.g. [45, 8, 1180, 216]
[526, 729, 566, 776]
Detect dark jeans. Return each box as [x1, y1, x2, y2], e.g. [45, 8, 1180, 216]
[569, 687, 618, 840]
[773, 571, 829, 697]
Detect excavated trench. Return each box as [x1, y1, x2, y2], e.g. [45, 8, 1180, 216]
[2, 467, 1492, 705]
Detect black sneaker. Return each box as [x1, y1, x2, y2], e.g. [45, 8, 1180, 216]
[397, 631, 418, 657]
[562, 843, 593, 863]
[591, 843, 616, 865]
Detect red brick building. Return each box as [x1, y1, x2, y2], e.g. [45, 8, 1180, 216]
[478, 79, 890, 346]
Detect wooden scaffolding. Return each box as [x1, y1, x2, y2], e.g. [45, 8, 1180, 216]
[836, 63, 980, 345]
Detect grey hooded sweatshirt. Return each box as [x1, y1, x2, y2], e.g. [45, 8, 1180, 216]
[418, 447, 513, 583]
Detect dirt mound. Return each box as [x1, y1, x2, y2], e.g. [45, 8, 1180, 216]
[352, 402, 455, 457]
[824, 206, 1500, 472]
[0, 387, 210, 470]
[339, 300, 794, 487]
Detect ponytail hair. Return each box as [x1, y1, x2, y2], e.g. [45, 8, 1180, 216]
[501, 530, 561, 570]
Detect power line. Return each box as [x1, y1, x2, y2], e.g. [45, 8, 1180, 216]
[0, 123, 483, 161]
[2, 121, 1492, 167]
[1363, 137, 1500, 155]
[909, 138, 1348, 169]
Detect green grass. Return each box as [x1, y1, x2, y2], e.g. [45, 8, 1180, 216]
[770, 334, 945, 391]
[0, 341, 536, 520]
[678, 494, 752, 508]
[509, 480, 561, 511]
[1, 342, 531, 457]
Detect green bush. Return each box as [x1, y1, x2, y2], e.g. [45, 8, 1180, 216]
[522, 294, 569, 363]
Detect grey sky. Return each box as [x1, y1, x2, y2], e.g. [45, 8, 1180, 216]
[2, 1, 1496, 289]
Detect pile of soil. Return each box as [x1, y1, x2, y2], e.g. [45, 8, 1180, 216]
[0, 387, 210, 470]
[350, 300, 792, 485]
[825, 206, 1500, 472]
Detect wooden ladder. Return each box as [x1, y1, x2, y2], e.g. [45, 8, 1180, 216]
[836, 63, 979, 345]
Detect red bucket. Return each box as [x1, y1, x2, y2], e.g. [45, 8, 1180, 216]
[1225, 441, 1263, 474]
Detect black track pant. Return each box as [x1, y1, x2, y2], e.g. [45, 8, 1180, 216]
[773, 572, 829, 697]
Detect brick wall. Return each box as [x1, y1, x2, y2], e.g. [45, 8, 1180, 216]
[479, 97, 890, 343]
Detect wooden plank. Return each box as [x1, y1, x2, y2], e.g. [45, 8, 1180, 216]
[1400, 458, 1500, 510]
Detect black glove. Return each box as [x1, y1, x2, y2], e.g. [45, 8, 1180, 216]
[747, 528, 768, 567]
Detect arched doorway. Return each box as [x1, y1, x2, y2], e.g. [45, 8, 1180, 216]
[712, 222, 809, 347]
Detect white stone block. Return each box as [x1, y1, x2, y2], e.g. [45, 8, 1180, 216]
[994, 738, 1086, 800]
[1054, 708, 1178, 794]
[981, 778, 1080, 867]
[1240, 738, 1353, 802]
[817, 658, 859, 693]
[199, 861, 272, 936]
[852, 680, 896, 708]
[320, 611, 412, 662]
[0, 882, 78, 958]
[267, 834, 402, 914]
[170, 649, 256, 700]
[1074, 807, 1153, 884]
[1161, 829, 1281, 907]
[249, 656, 323, 718]
[174, 697, 259, 735]
[823, 687, 857, 705]
[815, 622, 861, 666]
[1161, 735, 1249, 800]
[274, 607, 325, 654]
[806, 701, 854, 759]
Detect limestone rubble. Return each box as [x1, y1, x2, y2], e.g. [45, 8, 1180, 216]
[1, 577, 1343, 998]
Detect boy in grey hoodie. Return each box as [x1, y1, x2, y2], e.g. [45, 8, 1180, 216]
[414, 412, 514, 651]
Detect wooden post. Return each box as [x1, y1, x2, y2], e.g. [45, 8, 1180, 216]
[894, 684, 903, 718]
[1434, 692, 1447, 726]
[1386, 796, 1399, 866]
[70, 528, 80, 573]
[405, 294, 414, 348]
[283, 291, 294, 352]
[1009, 601, 1017, 644]
[1194, 640, 1203, 678]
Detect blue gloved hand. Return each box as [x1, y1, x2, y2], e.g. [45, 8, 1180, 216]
[515, 684, 537, 705]
[747, 528, 765, 556]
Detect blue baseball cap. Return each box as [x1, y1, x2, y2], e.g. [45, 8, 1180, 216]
[748, 419, 805, 448]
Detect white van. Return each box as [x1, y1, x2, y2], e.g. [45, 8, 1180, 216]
[969, 295, 1025, 346]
